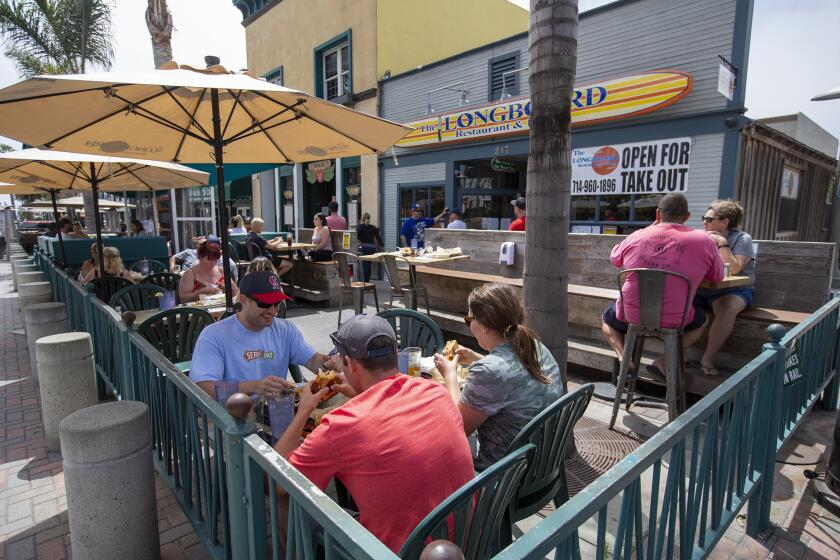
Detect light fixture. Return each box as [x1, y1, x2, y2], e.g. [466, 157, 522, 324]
[424, 81, 470, 115]
[499, 67, 528, 101]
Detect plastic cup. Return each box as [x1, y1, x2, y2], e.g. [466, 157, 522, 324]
[267, 391, 295, 445]
[213, 380, 240, 406]
[398, 350, 409, 375]
[407, 347, 421, 377]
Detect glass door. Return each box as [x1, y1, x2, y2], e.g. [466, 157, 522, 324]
[397, 184, 445, 244]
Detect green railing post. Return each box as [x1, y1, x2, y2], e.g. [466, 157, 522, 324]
[83, 291, 107, 401]
[821, 293, 840, 411]
[746, 324, 786, 537]
[223, 394, 256, 559]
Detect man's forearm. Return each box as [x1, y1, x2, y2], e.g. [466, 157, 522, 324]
[305, 353, 328, 373]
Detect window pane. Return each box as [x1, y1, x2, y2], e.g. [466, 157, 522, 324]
[460, 194, 515, 230]
[176, 220, 213, 251]
[326, 78, 338, 100]
[400, 189, 414, 220]
[571, 196, 597, 221]
[633, 194, 661, 224]
[341, 72, 351, 96]
[340, 45, 349, 72]
[455, 159, 521, 190]
[175, 186, 212, 219]
[324, 51, 337, 79]
[601, 195, 631, 222]
[430, 187, 445, 217]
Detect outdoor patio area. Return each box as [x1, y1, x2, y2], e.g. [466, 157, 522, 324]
[2, 258, 839, 559]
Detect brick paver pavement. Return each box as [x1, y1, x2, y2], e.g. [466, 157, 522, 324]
[0, 260, 210, 560]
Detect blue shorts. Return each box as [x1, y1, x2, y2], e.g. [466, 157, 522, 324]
[694, 287, 753, 309]
[602, 301, 707, 334]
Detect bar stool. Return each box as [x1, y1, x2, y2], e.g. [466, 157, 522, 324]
[333, 252, 379, 328]
[609, 268, 693, 429]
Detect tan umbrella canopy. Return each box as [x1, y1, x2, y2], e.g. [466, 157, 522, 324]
[0, 62, 411, 307]
[0, 148, 208, 275]
[812, 85, 840, 101]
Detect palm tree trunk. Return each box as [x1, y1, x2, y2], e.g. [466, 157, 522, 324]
[146, 0, 173, 69]
[524, 0, 578, 392]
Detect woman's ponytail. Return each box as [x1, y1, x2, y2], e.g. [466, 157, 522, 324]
[510, 324, 549, 384]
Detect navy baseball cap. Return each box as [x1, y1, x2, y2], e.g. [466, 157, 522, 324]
[239, 271, 291, 304]
[330, 315, 397, 359]
[411, 204, 423, 211]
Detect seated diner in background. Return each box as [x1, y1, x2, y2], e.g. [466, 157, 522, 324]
[178, 240, 239, 303]
[189, 271, 330, 399]
[433, 282, 564, 471]
[508, 197, 527, 231]
[301, 213, 333, 262]
[128, 219, 148, 237]
[228, 214, 247, 234]
[80, 246, 135, 284]
[695, 200, 756, 376]
[600, 193, 725, 377]
[78, 242, 99, 281]
[357, 212, 383, 282]
[170, 235, 238, 282]
[67, 221, 88, 239]
[274, 314, 474, 553]
[248, 217, 294, 275]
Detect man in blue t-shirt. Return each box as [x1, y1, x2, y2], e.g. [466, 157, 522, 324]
[190, 270, 330, 398]
[399, 204, 447, 248]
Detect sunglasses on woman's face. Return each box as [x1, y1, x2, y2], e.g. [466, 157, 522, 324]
[702, 216, 720, 223]
[463, 315, 474, 326]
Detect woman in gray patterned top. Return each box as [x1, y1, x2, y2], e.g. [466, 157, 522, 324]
[433, 283, 565, 471]
[695, 199, 757, 377]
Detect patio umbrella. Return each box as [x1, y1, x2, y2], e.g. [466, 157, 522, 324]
[21, 195, 136, 210]
[0, 183, 72, 267]
[0, 148, 208, 279]
[811, 85, 840, 101]
[0, 61, 412, 309]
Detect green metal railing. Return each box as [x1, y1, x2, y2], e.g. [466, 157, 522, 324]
[37, 253, 840, 560]
[493, 294, 840, 560]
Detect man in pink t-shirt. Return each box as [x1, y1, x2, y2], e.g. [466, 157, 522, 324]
[325, 201, 348, 230]
[601, 193, 724, 375]
[273, 314, 474, 553]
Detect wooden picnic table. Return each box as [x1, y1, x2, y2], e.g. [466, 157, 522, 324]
[700, 275, 751, 290]
[358, 252, 470, 310]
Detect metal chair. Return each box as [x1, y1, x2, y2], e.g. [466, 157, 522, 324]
[128, 258, 167, 274]
[333, 252, 379, 328]
[499, 384, 594, 549]
[382, 254, 430, 315]
[108, 282, 167, 312]
[398, 445, 534, 560]
[245, 240, 264, 260]
[85, 276, 132, 303]
[378, 308, 444, 356]
[142, 272, 182, 302]
[609, 268, 693, 429]
[135, 307, 215, 364]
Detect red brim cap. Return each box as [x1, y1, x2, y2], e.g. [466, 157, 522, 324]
[250, 291, 292, 304]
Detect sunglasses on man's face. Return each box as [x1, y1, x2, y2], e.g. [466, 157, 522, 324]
[248, 296, 280, 309]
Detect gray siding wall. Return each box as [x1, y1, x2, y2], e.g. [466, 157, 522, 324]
[684, 133, 725, 228]
[381, 0, 736, 126]
[382, 163, 446, 249]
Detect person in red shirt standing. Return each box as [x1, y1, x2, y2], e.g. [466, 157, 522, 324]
[273, 314, 474, 553]
[508, 197, 526, 231]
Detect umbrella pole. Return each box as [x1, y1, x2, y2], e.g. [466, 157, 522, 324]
[89, 163, 106, 281]
[210, 89, 234, 311]
[49, 189, 67, 269]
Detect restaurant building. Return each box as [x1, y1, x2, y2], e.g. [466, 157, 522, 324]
[377, 0, 837, 247]
[231, 0, 529, 232]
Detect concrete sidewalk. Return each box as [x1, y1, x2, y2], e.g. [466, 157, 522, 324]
[0, 260, 211, 560]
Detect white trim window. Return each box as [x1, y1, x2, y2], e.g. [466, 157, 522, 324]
[323, 43, 350, 101]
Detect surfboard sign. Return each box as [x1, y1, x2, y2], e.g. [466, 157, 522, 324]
[396, 71, 693, 148]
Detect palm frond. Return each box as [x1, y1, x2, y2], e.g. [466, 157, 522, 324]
[0, 0, 68, 72]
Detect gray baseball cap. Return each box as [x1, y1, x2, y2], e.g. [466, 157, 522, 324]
[330, 314, 398, 359]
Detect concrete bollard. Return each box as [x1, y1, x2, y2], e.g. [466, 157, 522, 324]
[36, 332, 98, 451]
[16, 270, 45, 286]
[18, 282, 53, 325]
[60, 401, 160, 560]
[11, 261, 36, 291]
[24, 303, 69, 385]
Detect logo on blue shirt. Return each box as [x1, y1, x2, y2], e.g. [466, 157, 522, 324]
[243, 350, 275, 361]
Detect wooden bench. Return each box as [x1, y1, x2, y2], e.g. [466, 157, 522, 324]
[400, 265, 809, 395]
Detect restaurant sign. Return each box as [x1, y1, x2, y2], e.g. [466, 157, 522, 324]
[397, 71, 692, 148]
[571, 137, 692, 196]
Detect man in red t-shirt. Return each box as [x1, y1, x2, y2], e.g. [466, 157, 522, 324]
[508, 197, 526, 231]
[273, 315, 474, 553]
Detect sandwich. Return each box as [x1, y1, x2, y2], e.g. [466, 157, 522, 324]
[443, 339, 459, 361]
[311, 370, 339, 402]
